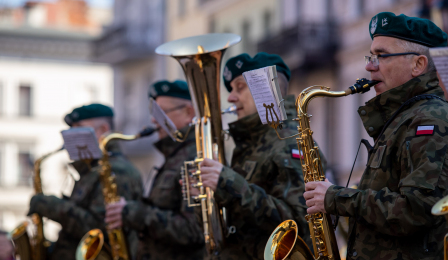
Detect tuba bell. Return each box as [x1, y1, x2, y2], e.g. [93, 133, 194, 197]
[431, 195, 448, 260]
[155, 33, 241, 256]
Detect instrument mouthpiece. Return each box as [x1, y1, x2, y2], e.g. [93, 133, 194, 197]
[348, 78, 380, 94]
[138, 127, 158, 138]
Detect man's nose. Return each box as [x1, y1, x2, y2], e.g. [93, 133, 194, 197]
[227, 91, 238, 103]
[365, 61, 378, 72]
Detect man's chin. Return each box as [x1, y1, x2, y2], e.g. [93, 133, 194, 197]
[374, 82, 386, 96]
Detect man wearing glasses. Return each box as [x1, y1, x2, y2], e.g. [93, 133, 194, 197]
[304, 12, 448, 259]
[105, 80, 204, 260]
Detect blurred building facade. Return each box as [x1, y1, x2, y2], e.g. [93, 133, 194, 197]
[93, 0, 166, 187]
[0, 0, 113, 240]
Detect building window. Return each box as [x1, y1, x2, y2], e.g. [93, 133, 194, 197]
[263, 10, 272, 37]
[19, 85, 32, 117]
[17, 144, 33, 187]
[242, 20, 254, 55]
[0, 82, 3, 116]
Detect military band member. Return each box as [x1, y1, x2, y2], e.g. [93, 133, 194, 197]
[105, 80, 204, 260]
[196, 53, 325, 259]
[27, 104, 142, 260]
[304, 12, 448, 260]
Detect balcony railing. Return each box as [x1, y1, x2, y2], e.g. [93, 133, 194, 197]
[258, 22, 338, 70]
[93, 24, 158, 64]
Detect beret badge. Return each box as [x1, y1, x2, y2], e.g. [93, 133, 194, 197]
[223, 66, 232, 82]
[162, 84, 170, 93]
[235, 60, 243, 69]
[370, 15, 378, 35]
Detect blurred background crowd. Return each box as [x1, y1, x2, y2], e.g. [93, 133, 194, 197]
[0, 0, 446, 254]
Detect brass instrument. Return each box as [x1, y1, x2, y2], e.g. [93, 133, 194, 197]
[264, 79, 379, 260]
[431, 195, 448, 260]
[155, 33, 241, 255]
[11, 147, 63, 260]
[76, 127, 156, 260]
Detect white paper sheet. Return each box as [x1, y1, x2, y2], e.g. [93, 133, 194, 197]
[243, 66, 284, 124]
[430, 47, 448, 88]
[61, 127, 102, 161]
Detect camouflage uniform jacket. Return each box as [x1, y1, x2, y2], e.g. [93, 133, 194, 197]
[30, 141, 142, 260]
[324, 72, 448, 260]
[122, 126, 204, 260]
[210, 95, 324, 260]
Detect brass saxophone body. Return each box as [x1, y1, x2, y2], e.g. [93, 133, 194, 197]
[11, 147, 63, 260]
[265, 79, 379, 260]
[76, 127, 156, 260]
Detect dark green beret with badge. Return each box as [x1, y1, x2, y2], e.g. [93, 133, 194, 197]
[369, 12, 447, 47]
[222, 52, 291, 92]
[64, 103, 114, 126]
[149, 80, 191, 100]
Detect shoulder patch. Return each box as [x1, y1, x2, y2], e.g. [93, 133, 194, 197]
[291, 149, 302, 159]
[416, 125, 434, 136]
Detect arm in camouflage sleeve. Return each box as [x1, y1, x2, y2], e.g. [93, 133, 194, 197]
[325, 120, 448, 237]
[30, 166, 143, 240]
[214, 151, 308, 234]
[122, 200, 204, 246]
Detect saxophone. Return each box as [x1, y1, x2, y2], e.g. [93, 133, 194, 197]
[264, 78, 379, 260]
[11, 147, 64, 260]
[431, 195, 448, 260]
[156, 33, 241, 256]
[76, 127, 156, 260]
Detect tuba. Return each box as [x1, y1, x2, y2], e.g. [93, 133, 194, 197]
[431, 195, 448, 260]
[76, 127, 156, 260]
[155, 33, 241, 255]
[264, 78, 379, 260]
[11, 147, 63, 260]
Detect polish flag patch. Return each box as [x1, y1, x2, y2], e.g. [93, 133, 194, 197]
[416, 125, 435, 136]
[291, 149, 303, 159]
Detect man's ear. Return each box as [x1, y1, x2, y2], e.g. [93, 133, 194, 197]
[411, 55, 428, 77]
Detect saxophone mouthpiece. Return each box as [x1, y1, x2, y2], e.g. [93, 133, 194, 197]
[138, 127, 159, 138]
[348, 78, 380, 94]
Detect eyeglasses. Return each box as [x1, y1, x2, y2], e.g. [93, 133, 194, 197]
[364, 52, 420, 67]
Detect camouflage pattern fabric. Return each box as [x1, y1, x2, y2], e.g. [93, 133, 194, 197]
[122, 126, 204, 260]
[324, 71, 448, 260]
[205, 95, 326, 260]
[28, 141, 142, 260]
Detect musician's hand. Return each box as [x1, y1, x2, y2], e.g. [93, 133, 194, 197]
[105, 197, 127, 229]
[303, 179, 333, 214]
[199, 158, 223, 192]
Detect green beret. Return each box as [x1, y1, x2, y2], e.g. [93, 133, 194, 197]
[149, 80, 191, 100]
[223, 52, 290, 92]
[64, 103, 113, 126]
[369, 12, 447, 47]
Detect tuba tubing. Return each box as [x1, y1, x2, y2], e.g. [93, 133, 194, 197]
[264, 78, 379, 260]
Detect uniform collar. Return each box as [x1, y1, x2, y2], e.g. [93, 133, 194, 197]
[358, 71, 442, 139]
[228, 95, 296, 144]
[154, 125, 195, 157]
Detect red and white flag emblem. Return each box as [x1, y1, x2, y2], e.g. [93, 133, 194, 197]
[416, 125, 434, 136]
[291, 149, 303, 159]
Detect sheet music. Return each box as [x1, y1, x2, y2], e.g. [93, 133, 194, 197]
[243, 66, 285, 124]
[430, 47, 448, 88]
[149, 98, 177, 140]
[61, 127, 102, 161]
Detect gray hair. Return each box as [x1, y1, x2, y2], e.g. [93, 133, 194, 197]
[396, 38, 435, 72]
